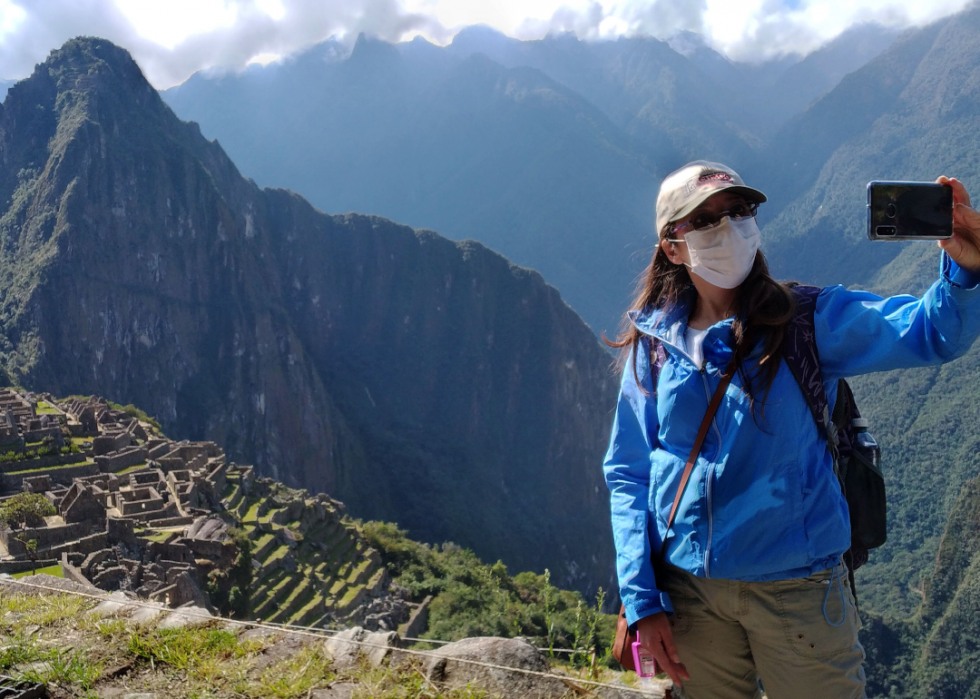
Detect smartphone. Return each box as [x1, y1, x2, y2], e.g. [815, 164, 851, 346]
[867, 181, 953, 240]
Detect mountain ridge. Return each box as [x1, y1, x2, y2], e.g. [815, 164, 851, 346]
[0, 37, 618, 595]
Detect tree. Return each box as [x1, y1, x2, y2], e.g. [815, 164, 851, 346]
[0, 493, 55, 529]
[13, 535, 39, 574]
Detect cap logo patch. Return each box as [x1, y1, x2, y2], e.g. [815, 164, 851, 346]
[699, 172, 733, 185]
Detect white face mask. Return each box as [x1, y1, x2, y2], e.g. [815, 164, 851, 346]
[669, 216, 760, 289]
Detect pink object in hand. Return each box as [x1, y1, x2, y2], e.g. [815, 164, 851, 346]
[632, 638, 657, 677]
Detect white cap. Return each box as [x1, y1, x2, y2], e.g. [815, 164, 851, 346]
[656, 160, 767, 236]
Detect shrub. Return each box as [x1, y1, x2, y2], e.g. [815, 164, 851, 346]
[0, 493, 56, 529]
[361, 520, 617, 654]
[107, 402, 162, 432]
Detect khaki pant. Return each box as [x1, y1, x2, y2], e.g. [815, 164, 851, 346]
[660, 563, 867, 699]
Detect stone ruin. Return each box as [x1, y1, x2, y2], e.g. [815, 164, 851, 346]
[0, 389, 418, 632]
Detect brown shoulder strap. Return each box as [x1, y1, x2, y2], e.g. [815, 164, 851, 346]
[658, 360, 736, 561]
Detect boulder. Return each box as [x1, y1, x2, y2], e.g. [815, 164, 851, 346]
[424, 636, 569, 699]
[324, 626, 400, 669]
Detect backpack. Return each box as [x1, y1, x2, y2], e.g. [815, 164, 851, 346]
[644, 284, 886, 596]
[782, 284, 887, 600]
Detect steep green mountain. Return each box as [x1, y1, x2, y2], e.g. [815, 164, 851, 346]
[0, 37, 618, 594]
[164, 34, 663, 336]
[759, 8, 977, 287]
[862, 472, 980, 698]
[763, 23, 900, 130]
[737, 7, 980, 621]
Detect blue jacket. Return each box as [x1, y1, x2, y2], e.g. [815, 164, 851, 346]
[604, 253, 980, 626]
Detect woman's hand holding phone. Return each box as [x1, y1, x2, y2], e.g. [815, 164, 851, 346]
[635, 611, 690, 686]
[937, 176, 980, 274]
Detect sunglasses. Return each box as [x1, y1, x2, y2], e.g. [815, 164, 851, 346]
[668, 202, 759, 237]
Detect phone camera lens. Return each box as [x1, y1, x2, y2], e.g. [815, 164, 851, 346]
[885, 203, 897, 218]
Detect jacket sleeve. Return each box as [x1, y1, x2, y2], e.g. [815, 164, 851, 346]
[602, 341, 674, 626]
[814, 252, 980, 380]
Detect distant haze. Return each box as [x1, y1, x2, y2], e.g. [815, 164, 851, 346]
[0, 0, 974, 88]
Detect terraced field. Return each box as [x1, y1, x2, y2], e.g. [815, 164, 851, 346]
[220, 475, 385, 628]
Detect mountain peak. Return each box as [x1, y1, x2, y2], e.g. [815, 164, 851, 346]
[348, 32, 400, 67]
[666, 30, 708, 56]
[448, 24, 518, 57]
[451, 24, 509, 44]
[42, 36, 145, 90]
[5, 36, 164, 127]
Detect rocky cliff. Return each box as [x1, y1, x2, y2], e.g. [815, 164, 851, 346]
[0, 38, 618, 593]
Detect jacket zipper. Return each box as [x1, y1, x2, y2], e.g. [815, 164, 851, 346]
[653, 332, 726, 577]
[700, 361, 722, 578]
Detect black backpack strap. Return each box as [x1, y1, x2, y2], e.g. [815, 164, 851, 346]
[782, 285, 839, 465]
[643, 336, 668, 398]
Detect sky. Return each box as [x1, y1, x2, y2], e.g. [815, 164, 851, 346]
[0, 0, 974, 89]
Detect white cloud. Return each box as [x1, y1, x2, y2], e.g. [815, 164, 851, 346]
[0, 0, 974, 88]
[0, 0, 450, 88]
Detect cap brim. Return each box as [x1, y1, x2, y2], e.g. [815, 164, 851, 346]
[669, 184, 768, 224]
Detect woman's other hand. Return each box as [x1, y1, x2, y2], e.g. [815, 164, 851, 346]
[635, 611, 690, 686]
[937, 176, 980, 272]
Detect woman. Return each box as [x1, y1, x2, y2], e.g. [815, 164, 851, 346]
[603, 161, 980, 699]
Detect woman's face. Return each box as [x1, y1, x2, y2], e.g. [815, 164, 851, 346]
[661, 191, 750, 267]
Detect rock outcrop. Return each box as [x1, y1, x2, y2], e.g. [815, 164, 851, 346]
[0, 38, 617, 593]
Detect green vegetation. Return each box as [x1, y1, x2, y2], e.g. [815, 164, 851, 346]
[114, 461, 148, 474]
[6, 459, 90, 477]
[35, 400, 59, 415]
[0, 442, 81, 463]
[0, 492, 56, 529]
[107, 401, 163, 432]
[12, 564, 62, 579]
[0, 588, 500, 697]
[362, 521, 616, 664]
[207, 527, 254, 619]
[0, 593, 101, 694]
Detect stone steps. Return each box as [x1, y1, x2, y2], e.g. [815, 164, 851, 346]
[224, 484, 243, 512]
[332, 582, 369, 615]
[250, 572, 289, 612]
[315, 540, 361, 597]
[241, 499, 261, 523]
[252, 572, 301, 620]
[252, 532, 278, 560]
[348, 557, 380, 588]
[250, 568, 285, 603]
[291, 593, 328, 627]
[267, 578, 316, 625]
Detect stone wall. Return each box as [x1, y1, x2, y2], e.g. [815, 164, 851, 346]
[0, 558, 59, 574]
[401, 595, 433, 639]
[156, 456, 186, 472]
[117, 486, 164, 515]
[106, 517, 136, 545]
[92, 431, 131, 456]
[0, 520, 96, 555]
[60, 553, 96, 588]
[148, 442, 172, 460]
[41, 531, 108, 558]
[147, 515, 195, 528]
[95, 446, 147, 473]
[0, 452, 87, 475]
[22, 426, 62, 443]
[1, 461, 99, 493]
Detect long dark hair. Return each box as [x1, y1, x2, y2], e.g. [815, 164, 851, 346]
[605, 238, 796, 418]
